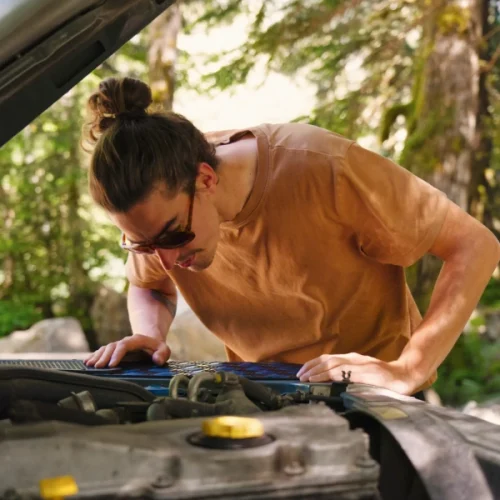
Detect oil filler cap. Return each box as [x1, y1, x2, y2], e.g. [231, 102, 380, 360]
[39, 475, 78, 500]
[203, 416, 264, 439]
[188, 416, 273, 449]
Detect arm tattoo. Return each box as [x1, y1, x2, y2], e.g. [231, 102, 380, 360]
[150, 290, 177, 318]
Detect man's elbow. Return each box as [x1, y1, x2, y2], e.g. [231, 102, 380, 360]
[489, 230, 500, 267]
[475, 225, 500, 271]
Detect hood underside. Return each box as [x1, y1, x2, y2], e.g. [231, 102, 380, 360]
[0, 0, 174, 147]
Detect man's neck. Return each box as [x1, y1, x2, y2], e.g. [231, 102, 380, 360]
[214, 134, 258, 223]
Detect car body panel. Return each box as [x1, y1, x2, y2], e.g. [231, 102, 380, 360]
[0, 0, 174, 146]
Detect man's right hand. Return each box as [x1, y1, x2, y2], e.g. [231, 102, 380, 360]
[84, 334, 171, 368]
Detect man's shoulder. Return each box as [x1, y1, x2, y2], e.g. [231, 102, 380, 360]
[205, 123, 354, 158]
[261, 123, 353, 155]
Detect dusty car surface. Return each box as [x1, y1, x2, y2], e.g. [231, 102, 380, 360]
[1, 1, 500, 499]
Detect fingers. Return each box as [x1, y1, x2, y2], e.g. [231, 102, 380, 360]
[302, 361, 356, 383]
[94, 342, 118, 368]
[84, 346, 106, 367]
[84, 334, 169, 368]
[108, 340, 152, 367]
[297, 352, 380, 382]
[296, 354, 331, 378]
[108, 335, 158, 367]
[298, 354, 344, 382]
[152, 342, 170, 366]
[308, 367, 347, 383]
[301, 358, 389, 386]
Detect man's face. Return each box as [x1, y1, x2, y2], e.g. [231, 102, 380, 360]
[110, 183, 220, 272]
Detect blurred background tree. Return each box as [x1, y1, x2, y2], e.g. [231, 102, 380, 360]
[183, 0, 500, 307]
[0, 37, 149, 347]
[0, 0, 499, 406]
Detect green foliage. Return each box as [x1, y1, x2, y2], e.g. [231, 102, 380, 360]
[0, 38, 147, 336]
[185, 0, 421, 139]
[399, 109, 444, 173]
[435, 330, 500, 407]
[480, 277, 500, 309]
[379, 102, 413, 142]
[294, 91, 371, 139]
[0, 299, 43, 338]
[437, 5, 470, 35]
[434, 277, 500, 406]
[185, 0, 245, 31]
[488, 2, 500, 234]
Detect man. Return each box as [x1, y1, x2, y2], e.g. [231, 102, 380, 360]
[84, 77, 500, 395]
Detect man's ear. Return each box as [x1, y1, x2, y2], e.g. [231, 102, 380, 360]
[195, 162, 218, 194]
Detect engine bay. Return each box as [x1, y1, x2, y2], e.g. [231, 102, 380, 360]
[1, 362, 500, 500]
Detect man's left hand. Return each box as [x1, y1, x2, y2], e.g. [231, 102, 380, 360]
[296, 352, 419, 395]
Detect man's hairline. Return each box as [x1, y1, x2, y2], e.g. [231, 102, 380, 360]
[121, 182, 186, 245]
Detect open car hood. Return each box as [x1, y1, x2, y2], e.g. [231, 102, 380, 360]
[0, 0, 174, 147]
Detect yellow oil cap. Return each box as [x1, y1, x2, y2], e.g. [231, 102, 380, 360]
[39, 475, 78, 500]
[202, 416, 265, 439]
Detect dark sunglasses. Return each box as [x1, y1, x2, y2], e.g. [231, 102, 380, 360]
[120, 188, 195, 254]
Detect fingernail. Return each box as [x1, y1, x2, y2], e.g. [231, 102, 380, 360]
[154, 354, 165, 365]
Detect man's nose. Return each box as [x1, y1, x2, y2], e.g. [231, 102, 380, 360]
[155, 248, 180, 271]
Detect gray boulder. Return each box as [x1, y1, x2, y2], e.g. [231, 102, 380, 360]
[0, 317, 89, 353]
[485, 311, 500, 341]
[90, 286, 133, 346]
[169, 309, 226, 361]
[462, 399, 500, 426]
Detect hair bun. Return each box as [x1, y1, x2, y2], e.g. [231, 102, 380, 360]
[84, 77, 153, 145]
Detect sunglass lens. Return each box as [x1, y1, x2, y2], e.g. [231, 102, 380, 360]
[160, 231, 195, 249]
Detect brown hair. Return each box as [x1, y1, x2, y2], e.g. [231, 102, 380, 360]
[82, 77, 219, 212]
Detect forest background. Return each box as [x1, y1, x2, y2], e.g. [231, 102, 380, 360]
[1, 0, 499, 407]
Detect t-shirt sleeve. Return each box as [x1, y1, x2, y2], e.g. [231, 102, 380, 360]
[334, 143, 450, 267]
[125, 252, 169, 288]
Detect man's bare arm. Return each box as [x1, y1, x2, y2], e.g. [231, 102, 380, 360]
[127, 278, 178, 341]
[298, 203, 500, 394]
[85, 277, 178, 367]
[150, 289, 177, 318]
[397, 202, 500, 388]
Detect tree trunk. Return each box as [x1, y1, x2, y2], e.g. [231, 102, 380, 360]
[417, 1, 483, 208]
[468, 0, 495, 232]
[64, 88, 97, 339]
[148, 2, 182, 111]
[403, 0, 490, 311]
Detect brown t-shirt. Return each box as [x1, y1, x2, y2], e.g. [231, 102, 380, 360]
[126, 123, 450, 388]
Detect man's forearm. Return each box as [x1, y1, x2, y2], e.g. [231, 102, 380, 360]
[127, 283, 177, 341]
[398, 229, 500, 386]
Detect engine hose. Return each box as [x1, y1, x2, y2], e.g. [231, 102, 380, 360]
[187, 372, 218, 402]
[237, 377, 283, 410]
[168, 374, 191, 399]
[147, 398, 235, 420]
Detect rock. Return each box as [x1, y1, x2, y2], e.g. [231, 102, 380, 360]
[485, 311, 500, 341]
[169, 309, 226, 361]
[90, 286, 133, 346]
[423, 388, 442, 406]
[462, 399, 500, 426]
[0, 317, 89, 353]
